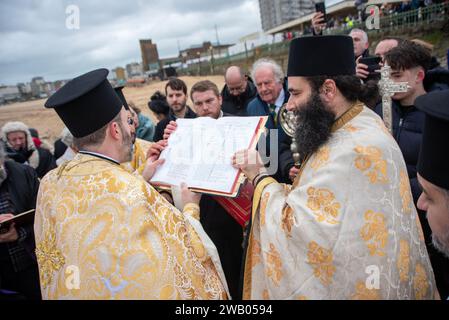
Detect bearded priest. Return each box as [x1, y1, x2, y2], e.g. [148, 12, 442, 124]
[232, 35, 437, 300]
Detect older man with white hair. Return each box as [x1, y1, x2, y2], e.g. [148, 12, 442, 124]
[247, 58, 294, 183]
[349, 28, 370, 59]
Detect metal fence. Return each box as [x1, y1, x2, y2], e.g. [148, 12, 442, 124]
[179, 3, 449, 76]
[324, 2, 449, 35]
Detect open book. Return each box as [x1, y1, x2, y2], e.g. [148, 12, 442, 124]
[150, 116, 267, 197]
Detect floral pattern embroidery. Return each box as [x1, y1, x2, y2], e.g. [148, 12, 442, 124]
[265, 243, 283, 286]
[399, 170, 412, 214]
[306, 187, 341, 224]
[360, 210, 388, 256]
[34, 153, 227, 300]
[36, 230, 66, 288]
[283, 184, 292, 194]
[310, 146, 330, 171]
[354, 146, 388, 184]
[281, 205, 295, 237]
[351, 281, 380, 300]
[397, 240, 410, 282]
[414, 264, 429, 300]
[307, 241, 335, 286]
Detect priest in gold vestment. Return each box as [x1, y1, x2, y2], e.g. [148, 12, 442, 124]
[36, 68, 228, 299]
[233, 36, 437, 300]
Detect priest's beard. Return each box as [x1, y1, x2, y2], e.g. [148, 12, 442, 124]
[432, 231, 449, 259]
[118, 123, 133, 163]
[293, 91, 336, 158]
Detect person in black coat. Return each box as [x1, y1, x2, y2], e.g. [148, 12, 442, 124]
[375, 40, 449, 298]
[221, 66, 257, 116]
[0, 145, 41, 300]
[153, 78, 197, 142]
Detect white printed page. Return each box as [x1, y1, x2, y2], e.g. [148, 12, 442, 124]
[150, 116, 262, 194]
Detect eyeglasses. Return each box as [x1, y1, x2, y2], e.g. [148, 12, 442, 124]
[228, 85, 245, 93]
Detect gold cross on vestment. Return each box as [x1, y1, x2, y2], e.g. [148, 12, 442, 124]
[378, 63, 410, 134]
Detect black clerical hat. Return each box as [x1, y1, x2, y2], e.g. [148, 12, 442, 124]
[287, 35, 356, 77]
[114, 85, 129, 110]
[45, 69, 123, 138]
[415, 90, 449, 190]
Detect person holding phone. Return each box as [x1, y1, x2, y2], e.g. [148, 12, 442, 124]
[312, 4, 370, 60]
[0, 145, 41, 300]
[356, 37, 403, 81]
[311, 2, 327, 35]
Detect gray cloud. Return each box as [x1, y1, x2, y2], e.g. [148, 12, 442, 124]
[0, 0, 261, 84]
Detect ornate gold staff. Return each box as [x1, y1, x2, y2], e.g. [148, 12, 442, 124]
[279, 104, 301, 168]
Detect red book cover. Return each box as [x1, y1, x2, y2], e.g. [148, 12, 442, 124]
[213, 181, 254, 227]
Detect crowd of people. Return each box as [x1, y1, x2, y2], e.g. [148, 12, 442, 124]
[282, 0, 448, 40]
[0, 25, 448, 300]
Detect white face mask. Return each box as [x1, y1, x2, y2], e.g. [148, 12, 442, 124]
[0, 164, 7, 186]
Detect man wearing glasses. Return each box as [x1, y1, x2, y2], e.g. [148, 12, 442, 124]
[221, 66, 257, 116]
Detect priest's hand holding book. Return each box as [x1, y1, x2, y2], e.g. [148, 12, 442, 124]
[232, 149, 268, 186]
[141, 154, 165, 183]
[143, 135, 202, 206]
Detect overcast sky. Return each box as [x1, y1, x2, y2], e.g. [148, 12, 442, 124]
[0, 0, 261, 85]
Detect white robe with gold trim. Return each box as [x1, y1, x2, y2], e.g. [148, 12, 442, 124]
[34, 153, 229, 299]
[244, 104, 437, 300]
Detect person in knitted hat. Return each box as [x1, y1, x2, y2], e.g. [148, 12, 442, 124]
[1, 121, 56, 178]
